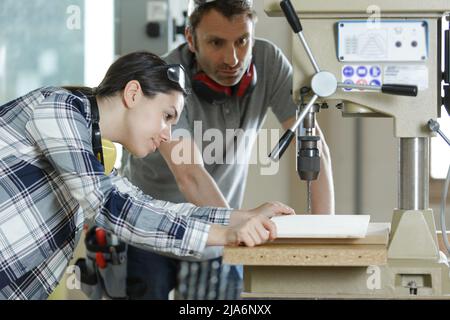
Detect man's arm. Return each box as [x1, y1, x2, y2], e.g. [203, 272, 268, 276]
[282, 117, 335, 214]
[159, 136, 230, 208]
[159, 137, 298, 227]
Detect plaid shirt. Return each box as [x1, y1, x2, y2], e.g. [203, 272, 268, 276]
[0, 87, 231, 300]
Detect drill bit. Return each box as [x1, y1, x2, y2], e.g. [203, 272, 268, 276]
[306, 181, 312, 214]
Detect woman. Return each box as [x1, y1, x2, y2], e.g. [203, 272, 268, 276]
[0, 51, 294, 299]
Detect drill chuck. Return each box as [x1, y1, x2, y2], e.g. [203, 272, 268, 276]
[297, 136, 320, 181]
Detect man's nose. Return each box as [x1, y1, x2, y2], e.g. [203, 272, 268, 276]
[224, 45, 238, 67]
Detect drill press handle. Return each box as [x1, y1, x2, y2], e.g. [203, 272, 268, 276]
[280, 0, 302, 32]
[269, 94, 319, 161]
[380, 84, 418, 96]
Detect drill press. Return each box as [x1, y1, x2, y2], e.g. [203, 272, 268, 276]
[269, 0, 418, 214]
[224, 0, 450, 298]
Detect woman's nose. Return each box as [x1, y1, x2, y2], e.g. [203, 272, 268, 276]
[160, 125, 171, 142]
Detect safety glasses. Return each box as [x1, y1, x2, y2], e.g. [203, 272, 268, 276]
[153, 64, 188, 94]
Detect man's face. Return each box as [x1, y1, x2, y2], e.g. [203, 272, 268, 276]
[187, 9, 254, 87]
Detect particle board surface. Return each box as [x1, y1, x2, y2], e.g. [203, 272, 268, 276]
[223, 243, 387, 266]
[223, 223, 389, 266]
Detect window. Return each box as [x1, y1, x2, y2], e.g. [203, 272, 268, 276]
[0, 0, 118, 166]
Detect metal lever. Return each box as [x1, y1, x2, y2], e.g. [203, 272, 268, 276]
[337, 83, 418, 96]
[428, 119, 450, 147]
[280, 0, 302, 32]
[269, 95, 319, 161]
[280, 0, 320, 73]
[268, 130, 296, 162]
[381, 84, 418, 96]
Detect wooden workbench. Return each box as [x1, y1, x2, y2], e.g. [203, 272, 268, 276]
[223, 223, 390, 267]
[223, 223, 450, 298]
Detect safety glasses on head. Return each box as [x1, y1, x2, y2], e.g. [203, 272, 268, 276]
[153, 64, 188, 94]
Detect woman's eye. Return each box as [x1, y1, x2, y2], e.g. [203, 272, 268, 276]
[164, 113, 173, 121]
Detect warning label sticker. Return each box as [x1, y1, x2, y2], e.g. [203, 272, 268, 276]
[383, 65, 428, 91]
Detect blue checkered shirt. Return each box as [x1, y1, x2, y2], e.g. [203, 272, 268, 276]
[0, 87, 231, 300]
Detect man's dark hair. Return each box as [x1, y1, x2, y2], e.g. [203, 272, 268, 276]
[188, 0, 256, 32]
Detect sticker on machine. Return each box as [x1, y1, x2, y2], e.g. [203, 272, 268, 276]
[383, 65, 428, 91]
[341, 65, 382, 92]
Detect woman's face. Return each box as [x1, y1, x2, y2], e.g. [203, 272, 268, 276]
[123, 90, 184, 158]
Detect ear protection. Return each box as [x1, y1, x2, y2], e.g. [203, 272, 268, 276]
[67, 89, 116, 174]
[88, 95, 104, 164]
[87, 95, 116, 174]
[192, 62, 257, 104]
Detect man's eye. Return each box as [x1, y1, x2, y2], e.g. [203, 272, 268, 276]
[210, 40, 222, 47]
[237, 37, 248, 46]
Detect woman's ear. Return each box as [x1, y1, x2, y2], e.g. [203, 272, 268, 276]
[123, 80, 142, 109]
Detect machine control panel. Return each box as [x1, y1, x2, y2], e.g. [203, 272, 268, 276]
[338, 20, 429, 62]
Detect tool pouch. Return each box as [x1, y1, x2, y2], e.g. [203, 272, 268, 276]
[75, 227, 128, 299]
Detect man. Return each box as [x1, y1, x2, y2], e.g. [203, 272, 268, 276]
[121, 0, 335, 299]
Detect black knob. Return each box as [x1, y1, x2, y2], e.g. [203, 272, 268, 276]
[280, 0, 303, 33]
[381, 84, 418, 97]
[269, 130, 295, 161]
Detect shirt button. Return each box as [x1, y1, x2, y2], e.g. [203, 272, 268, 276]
[225, 108, 231, 115]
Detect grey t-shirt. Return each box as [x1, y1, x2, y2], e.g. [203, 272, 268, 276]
[121, 39, 297, 212]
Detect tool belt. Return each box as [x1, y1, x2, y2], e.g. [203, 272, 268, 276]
[75, 226, 129, 299]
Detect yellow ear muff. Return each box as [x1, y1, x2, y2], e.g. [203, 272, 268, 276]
[101, 139, 117, 174]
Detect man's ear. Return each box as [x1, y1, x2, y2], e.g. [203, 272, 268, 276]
[185, 26, 196, 53]
[123, 80, 142, 109]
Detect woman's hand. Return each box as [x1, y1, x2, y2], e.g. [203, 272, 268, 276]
[229, 201, 295, 227]
[208, 202, 295, 247]
[246, 201, 295, 218]
[226, 213, 277, 247]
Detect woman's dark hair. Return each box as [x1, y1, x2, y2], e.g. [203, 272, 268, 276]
[96, 51, 185, 98]
[66, 51, 186, 98]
